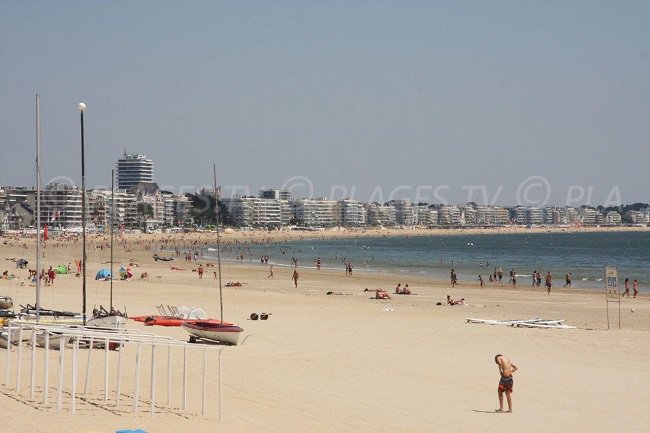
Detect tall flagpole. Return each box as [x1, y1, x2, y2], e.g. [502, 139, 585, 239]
[79, 102, 87, 325]
[110, 169, 114, 311]
[35, 94, 41, 322]
[213, 164, 223, 324]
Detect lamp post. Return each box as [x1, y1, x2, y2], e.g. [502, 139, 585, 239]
[79, 102, 87, 325]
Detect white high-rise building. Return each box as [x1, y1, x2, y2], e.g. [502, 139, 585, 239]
[116, 152, 154, 191]
[339, 199, 367, 226]
[38, 183, 83, 228]
[291, 199, 340, 227]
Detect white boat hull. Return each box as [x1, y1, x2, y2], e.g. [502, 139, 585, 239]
[34, 333, 70, 350]
[181, 321, 244, 346]
[86, 315, 128, 328]
[0, 330, 26, 348]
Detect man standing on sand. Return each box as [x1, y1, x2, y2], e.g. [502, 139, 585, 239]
[267, 265, 274, 279]
[495, 354, 518, 413]
[564, 272, 572, 288]
[545, 271, 553, 294]
[292, 269, 299, 288]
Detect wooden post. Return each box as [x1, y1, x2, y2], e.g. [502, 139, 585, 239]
[4, 323, 12, 385]
[16, 326, 23, 391]
[219, 349, 223, 421]
[133, 343, 141, 413]
[57, 339, 65, 411]
[104, 338, 109, 401]
[115, 342, 123, 407]
[201, 347, 207, 416]
[83, 337, 93, 394]
[182, 345, 187, 411]
[30, 329, 36, 399]
[72, 337, 79, 414]
[43, 332, 49, 404]
[150, 344, 156, 417]
[167, 344, 172, 406]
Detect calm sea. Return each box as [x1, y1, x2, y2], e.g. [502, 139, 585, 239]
[210, 231, 650, 292]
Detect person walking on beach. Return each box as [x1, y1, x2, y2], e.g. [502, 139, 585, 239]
[633, 279, 638, 298]
[267, 265, 274, 279]
[622, 278, 630, 297]
[545, 272, 553, 294]
[498, 267, 503, 283]
[292, 269, 299, 288]
[532, 271, 538, 287]
[511, 271, 517, 288]
[478, 275, 484, 287]
[495, 354, 518, 413]
[197, 264, 204, 279]
[564, 272, 572, 288]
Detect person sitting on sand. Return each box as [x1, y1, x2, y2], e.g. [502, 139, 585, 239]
[395, 283, 402, 294]
[403, 284, 411, 295]
[140, 272, 148, 279]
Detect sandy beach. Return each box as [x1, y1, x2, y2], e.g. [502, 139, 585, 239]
[1, 229, 649, 433]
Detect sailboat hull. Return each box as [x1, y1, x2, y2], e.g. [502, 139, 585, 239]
[181, 321, 244, 345]
[87, 315, 128, 328]
[34, 333, 70, 350]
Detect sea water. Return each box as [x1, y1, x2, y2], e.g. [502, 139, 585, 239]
[209, 231, 650, 291]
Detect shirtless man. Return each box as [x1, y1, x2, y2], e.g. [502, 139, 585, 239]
[495, 354, 518, 413]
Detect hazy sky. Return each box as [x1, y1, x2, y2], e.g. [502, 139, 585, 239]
[1, 1, 649, 206]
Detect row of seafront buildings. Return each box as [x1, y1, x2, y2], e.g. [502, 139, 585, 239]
[222, 193, 638, 228]
[0, 153, 191, 231]
[0, 183, 191, 231]
[0, 152, 646, 231]
[1, 183, 638, 231]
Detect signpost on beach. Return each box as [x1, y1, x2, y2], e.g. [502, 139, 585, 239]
[605, 266, 621, 329]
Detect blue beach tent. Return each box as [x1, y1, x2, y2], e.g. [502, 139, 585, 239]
[95, 268, 111, 280]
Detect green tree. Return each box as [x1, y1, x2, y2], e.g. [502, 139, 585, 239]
[186, 193, 233, 226]
[136, 202, 154, 230]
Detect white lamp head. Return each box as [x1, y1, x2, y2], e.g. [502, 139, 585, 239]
[78, 102, 86, 112]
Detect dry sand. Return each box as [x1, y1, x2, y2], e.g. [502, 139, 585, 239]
[1, 230, 649, 433]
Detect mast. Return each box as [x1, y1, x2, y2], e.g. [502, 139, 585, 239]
[79, 102, 87, 325]
[35, 94, 41, 322]
[213, 164, 223, 324]
[110, 169, 114, 311]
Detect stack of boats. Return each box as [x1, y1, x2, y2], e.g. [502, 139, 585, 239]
[131, 305, 243, 345]
[466, 318, 576, 329]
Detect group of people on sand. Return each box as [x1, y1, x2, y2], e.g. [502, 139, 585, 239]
[394, 283, 412, 295]
[621, 278, 639, 298]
